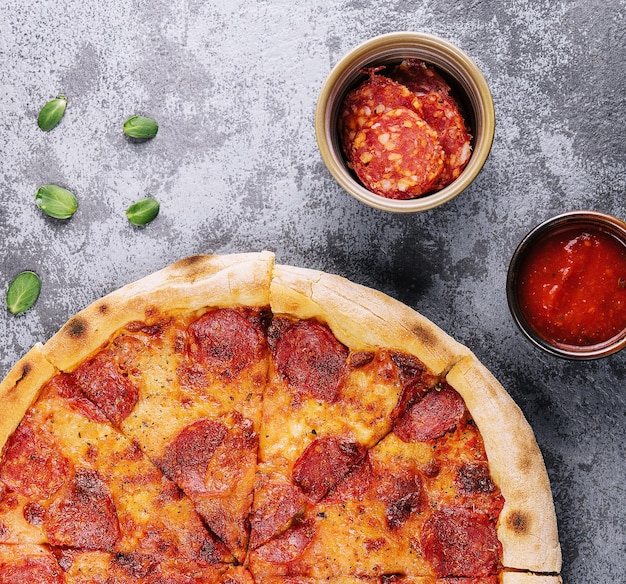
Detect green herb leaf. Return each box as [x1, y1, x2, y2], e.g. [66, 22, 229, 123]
[6, 271, 42, 315]
[126, 197, 160, 226]
[35, 184, 78, 219]
[123, 115, 159, 139]
[37, 95, 67, 131]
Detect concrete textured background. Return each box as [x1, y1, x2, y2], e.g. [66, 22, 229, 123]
[1, 1, 625, 582]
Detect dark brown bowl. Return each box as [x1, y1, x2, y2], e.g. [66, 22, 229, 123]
[507, 211, 626, 359]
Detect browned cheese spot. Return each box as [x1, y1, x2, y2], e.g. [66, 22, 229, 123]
[66, 317, 88, 339]
[507, 510, 529, 534]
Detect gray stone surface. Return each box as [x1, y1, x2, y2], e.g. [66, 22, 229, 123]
[1, 1, 625, 582]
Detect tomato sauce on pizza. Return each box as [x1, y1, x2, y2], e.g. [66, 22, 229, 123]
[0, 253, 562, 583]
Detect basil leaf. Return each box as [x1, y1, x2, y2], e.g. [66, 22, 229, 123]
[126, 197, 160, 226]
[6, 271, 41, 315]
[123, 115, 159, 139]
[35, 184, 78, 219]
[37, 96, 67, 131]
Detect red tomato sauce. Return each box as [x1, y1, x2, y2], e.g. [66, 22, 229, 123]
[517, 226, 626, 348]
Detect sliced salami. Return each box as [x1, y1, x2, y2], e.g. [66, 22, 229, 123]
[271, 319, 348, 403]
[388, 59, 472, 188]
[44, 467, 120, 549]
[253, 517, 315, 564]
[393, 383, 466, 442]
[420, 505, 502, 577]
[347, 107, 445, 199]
[0, 551, 64, 584]
[72, 351, 139, 426]
[188, 308, 267, 378]
[292, 436, 366, 503]
[0, 422, 69, 501]
[158, 419, 228, 494]
[339, 68, 423, 156]
[248, 483, 307, 550]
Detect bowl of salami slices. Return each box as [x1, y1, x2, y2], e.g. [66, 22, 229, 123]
[316, 32, 495, 212]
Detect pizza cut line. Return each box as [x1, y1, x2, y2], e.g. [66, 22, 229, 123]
[0, 251, 562, 583]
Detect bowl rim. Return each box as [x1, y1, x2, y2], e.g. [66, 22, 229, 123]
[315, 31, 495, 213]
[506, 210, 626, 359]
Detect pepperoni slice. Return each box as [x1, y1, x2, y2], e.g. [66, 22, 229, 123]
[421, 506, 502, 577]
[388, 352, 433, 425]
[348, 107, 445, 199]
[45, 467, 120, 549]
[339, 69, 423, 156]
[249, 484, 307, 550]
[0, 554, 64, 584]
[455, 462, 496, 495]
[23, 502, 45, 526]
[393, 383, 466, 442]
[202, 413, 258, 495]
[72, 351, 139, 426]
[454, 462, 505, 522]
[46, 373, 109, 423]
[326, 454, 373, 503]
[292, 437, 366, 503]
[253, 517, 315, 564]
[188, 308, 266, 378]
[272, 319, 348, 403]
[376, 466, 425, 530]
[388, 59, 451, 96]
[0, 423, 69, 500]
[158, 419, 228, 494]
[388, 59, 472, 188]
[112, 553, 158, 579]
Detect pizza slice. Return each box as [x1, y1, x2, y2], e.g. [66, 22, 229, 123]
[444, 357, 562, 574]
[0, 351, 232, 574]
[249, 356, 561, 582]
[39, 252, 274, 561]
[249, 378, 498, 579]
[248, 264, 472, 549]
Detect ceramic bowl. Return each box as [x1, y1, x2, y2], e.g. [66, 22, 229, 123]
[506, 211, 626, 359]
[315, 31, 495, 212]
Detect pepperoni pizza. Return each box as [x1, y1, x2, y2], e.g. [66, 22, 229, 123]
[0, 252, 562, 583]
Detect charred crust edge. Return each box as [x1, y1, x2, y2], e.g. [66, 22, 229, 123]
[506, 510, 529, 534]
[65, 317, 88, 339]
[176, 255, 206, 268]
[20, 363, 31, 380]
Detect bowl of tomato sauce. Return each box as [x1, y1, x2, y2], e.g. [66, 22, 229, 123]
[507, 211, 626, 359]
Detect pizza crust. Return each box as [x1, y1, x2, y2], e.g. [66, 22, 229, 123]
[0, 343, 57, 453]
[42, 251, 275, 372]
[270, 263, 471, 375]
[446, 356, 562, 574]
